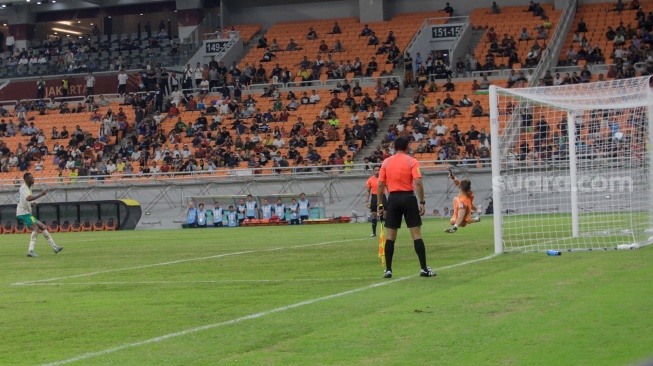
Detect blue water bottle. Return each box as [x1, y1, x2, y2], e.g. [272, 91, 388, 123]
[547, 250, 561, 256]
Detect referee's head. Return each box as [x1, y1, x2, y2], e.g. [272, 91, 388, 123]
[394, 137, 410, 152]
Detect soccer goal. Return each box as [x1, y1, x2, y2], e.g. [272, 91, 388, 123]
[489, 76, 653, 253]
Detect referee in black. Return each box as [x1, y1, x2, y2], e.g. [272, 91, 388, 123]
[377, 137, 436, 278]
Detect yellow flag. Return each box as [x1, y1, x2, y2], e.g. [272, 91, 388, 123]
[378, 221, 386, 266]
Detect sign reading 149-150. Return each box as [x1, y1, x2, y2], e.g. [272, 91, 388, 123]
[431, 25, 463, 39]
[205, 41, 229, 53]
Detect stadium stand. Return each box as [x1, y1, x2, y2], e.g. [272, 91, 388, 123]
[469, 4, 563, 70]
[0, 23, 261, 78]
[372, 80, 493, 166]
[0, 84, 398, 181]
[561, 1, 649, 72]
[238, 12, 448, 85]
[231, 24, 263, 45]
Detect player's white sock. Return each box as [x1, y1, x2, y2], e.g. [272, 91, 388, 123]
[42, 230, 57, 249]
[29, 231, 37, 252]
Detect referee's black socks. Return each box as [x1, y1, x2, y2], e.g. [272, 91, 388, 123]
[414, 239, 428, 270]
[372, 219, 377, 235]
[385, 239, 395, 271]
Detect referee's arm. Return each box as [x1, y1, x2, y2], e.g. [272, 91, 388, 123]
[377, 181, 386, 216]
[365, 186, 371, 207]
[414, 177, 426, 216]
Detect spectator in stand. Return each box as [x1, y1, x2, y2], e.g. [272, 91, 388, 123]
[360, 24, 373, 37]
[443, 78, 455, 92]
[328, 22, 341, 35]
[577, 18, 588, 33]
[318, 40, 329, 53]
[606, 0, 625, 13]
[367, 32, 379, 46]
[580, 66, 592, 83]
[286, 38, 301, 51]
[307, 27, 318, 40]
[472, 101, 485, 117]
[443, 2, 454, 16]
[491, 1, 501, 14]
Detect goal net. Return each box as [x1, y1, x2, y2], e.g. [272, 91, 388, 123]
[489, 76, 653, 253]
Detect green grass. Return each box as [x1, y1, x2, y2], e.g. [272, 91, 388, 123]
[1, 218, 652, 365]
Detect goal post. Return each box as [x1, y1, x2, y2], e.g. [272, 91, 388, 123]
[490, 77, 653, 253]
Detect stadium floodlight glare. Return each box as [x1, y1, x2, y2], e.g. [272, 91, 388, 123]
[490, 76, 653, 253]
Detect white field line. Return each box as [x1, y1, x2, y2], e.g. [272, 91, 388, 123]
[1, 235, 139, 248]
[40, 254, 498, 366]
[14, 278, 380, 286]
[11, 238, 362, 286]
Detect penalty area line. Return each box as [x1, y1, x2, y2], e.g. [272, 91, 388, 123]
[39, 254, 498, 366]
[15, 278, 381, 286]
[12, 238, 362, 286]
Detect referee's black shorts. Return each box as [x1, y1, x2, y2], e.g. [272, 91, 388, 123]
[384, 191, 422, 229]
[370, 194, 388, 213]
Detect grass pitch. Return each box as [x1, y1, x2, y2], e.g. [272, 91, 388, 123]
[1, 218, 652, 365]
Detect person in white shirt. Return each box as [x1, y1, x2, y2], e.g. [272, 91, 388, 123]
[434, 120, 448, 136]
[18, 56, 28, 66]
[38, 55, 48, 64]
[6, 33, 15, 53]
[85, 72, 96, 96]
[181, 145, 192, 159]
[117, 70, 128, 96]
[193, 63, 203, 88]
[272, 136, 285, 149]
[309, 90, 321, 103]
[131, 149, 141, 162]
[251, 133, 262, 143]
[106, 161, 116, 174]
[150, 162, 160, 173]
[17, 173, 63, 257]
[199, 78, 210, 92]
[170, 87, 183, 106]
[553, 73, 563, 86]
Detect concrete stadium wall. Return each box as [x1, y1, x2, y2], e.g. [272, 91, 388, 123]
[222, 0, 561, 29]
[0, 169, 494, 230]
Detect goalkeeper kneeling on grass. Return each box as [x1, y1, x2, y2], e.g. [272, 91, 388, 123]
[445, 168, 481, 233]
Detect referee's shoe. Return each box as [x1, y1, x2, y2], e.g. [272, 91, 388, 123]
[420, 267, 437, 277]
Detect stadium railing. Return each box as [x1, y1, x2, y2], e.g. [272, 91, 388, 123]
[0, 160, 489, 187]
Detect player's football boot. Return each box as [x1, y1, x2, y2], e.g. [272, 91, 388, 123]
[27, 251, 39, 257]
[444, 227, 458, 233]
[54, 246, 64, 254]
[370, 234, 376, 238]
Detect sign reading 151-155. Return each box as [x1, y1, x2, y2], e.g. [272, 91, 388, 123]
[431, 25, 463, 39]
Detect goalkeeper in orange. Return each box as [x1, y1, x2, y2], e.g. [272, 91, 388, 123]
[444, 168, 481, 233]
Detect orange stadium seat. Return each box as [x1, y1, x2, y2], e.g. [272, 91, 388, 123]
[1, 221, 13, 234]
[81, 218, 94, 232]
[48, 221, 60, 233]
[105, 218, 117, 231]
[94, 219, 105, 231]
[59, 221, 71, 233]
[70, 220, 82, 232]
